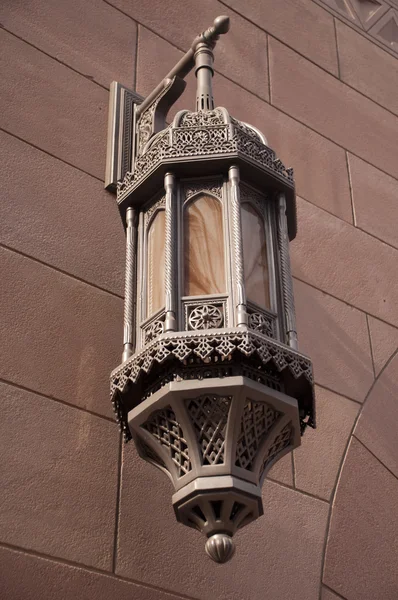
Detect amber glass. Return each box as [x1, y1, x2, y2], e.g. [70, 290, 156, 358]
[147, 210, 165, 316]
[184, 195, 225, 296]
[241, 203, 270, 308]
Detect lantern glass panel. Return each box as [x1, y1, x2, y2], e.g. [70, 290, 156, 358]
[147, 209, 166, 316]
[241, 202, 270, 309]
[184, 194, 225, 296]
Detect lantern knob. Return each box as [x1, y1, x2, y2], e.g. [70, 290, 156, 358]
[213, 15, 230, 34]
[205, 533, 236, 564]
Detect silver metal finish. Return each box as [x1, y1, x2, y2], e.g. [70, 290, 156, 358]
[164, 172, 177, 332]
[228, 165, 248, 327]
[277, 193, 298, 349]
[107, 14, 315, 562]
[205, 534, 235, 563]
[122, 207, 137, 363]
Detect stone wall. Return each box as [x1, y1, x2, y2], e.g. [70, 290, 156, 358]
[1, 1, 397, 599]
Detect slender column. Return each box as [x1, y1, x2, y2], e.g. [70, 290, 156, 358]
[277, 193, 298, 350]
[122, 207, 138, 363]
[229, 165, 248, 327]
[164, 172, 177, 332]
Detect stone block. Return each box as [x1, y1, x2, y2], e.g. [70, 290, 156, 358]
[294, 386, 359, 500]
[294, 279, 374, 402]
[0, 382, 119, 569]
[269, 37, 398, 180]
[0, 247, 122, 418]
[355, 351, 398, 478]
[368, 316, 398, 376]
[324, 438, 398, 600]
[348, 153, 398, 249]
[222, 0, 339, 74]
[0, 30, 108, 179]
[0, 130, 124, 296]
[336, 20, 398, 116]
[0, 546, 187, 600]
[0, 0, 137, 89]
[292, 197, 398, 327]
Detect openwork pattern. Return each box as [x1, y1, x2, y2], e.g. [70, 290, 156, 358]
[142, 406, 191, 477]
[260, 422, 293, 479]
[235, 401, 280, 470]
[117, 118, 294, 203]
[143, 319, 164, 344]
[178, 108, 227, 127]
[144, 195, 166, 227]
[111, 329, 314, 441]
[187, 395, 232, 465]
[248, 311, 276, 338]
[188, 304, 223, 330]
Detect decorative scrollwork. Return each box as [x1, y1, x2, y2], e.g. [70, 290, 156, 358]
[184, 179, 222, 201]
[110, 330, 314, 442]
[188, 304, 223, 330]
[248, 312, 275, 338]
[144, 195, 166, 227]
[117, 113, 294, 204]
[143, 320, 164, 344]
[179, 109, 226, 127]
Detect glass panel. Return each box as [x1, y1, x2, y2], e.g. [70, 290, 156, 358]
[147, 210, 165, 316]
[184, 195, 225, 296]
[241, 203, 270, 309]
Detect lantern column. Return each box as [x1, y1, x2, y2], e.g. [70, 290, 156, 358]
[277, 192, 298, 349]
[164, 172, 177, 332]
[122, 207, 138, 362]
[229, 165, 248, 327]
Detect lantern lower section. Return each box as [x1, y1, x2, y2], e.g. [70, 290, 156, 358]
[111, 329, 313, 562]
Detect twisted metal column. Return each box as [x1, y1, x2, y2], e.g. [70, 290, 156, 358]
[164, 172, 177, 332]
[122, 207, 138, 362]
[229, 165, 248, 327]
[277, 193, 298, 349]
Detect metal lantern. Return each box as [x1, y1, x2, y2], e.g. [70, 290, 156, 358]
[106, 16, 315, 564]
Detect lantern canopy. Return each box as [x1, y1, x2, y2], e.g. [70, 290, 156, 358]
[107, 15, 315, 564]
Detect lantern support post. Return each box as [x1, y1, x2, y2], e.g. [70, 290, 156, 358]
[122, 206, 137, 363]
[164, 172, 177, 332]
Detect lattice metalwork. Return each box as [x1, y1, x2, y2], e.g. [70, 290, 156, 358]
[187, 394, 232, 465]
[188, 304, 223, 330]
[260, 422, 293, 478]
[142, 406, 191, 477]
[235, 401, 281, 469]
[248, 310, 276, 338]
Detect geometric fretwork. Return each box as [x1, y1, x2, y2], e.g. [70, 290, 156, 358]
[186, 395, 232, 465]
[260, 422, 292, 479]
[142, 406, 191, 477]
[235, 400, 280, 470]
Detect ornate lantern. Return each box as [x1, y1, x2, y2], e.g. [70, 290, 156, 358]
[107, 16, 315, 563]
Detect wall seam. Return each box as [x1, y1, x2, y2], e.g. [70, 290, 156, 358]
[133, 22, 139, 90]
[292, 274, 398, 331]
[101, 0, 398, 120]
[345, 152, 357, 226]
[365, 314, 377, 378]
[319, 347, 398, 592]
[0, 27, 109, 92]
[0, 541, 201, 600]
[0, 377, 115, 424]
[266, 34, 272, 103]
[0, 127, 104, 184]
[322, 582, 349, 600]
[333, 17, 341, 79]
[0, 243, 124, 300]
[353, 434, 398, 482]
[266, 477, 329, 504]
